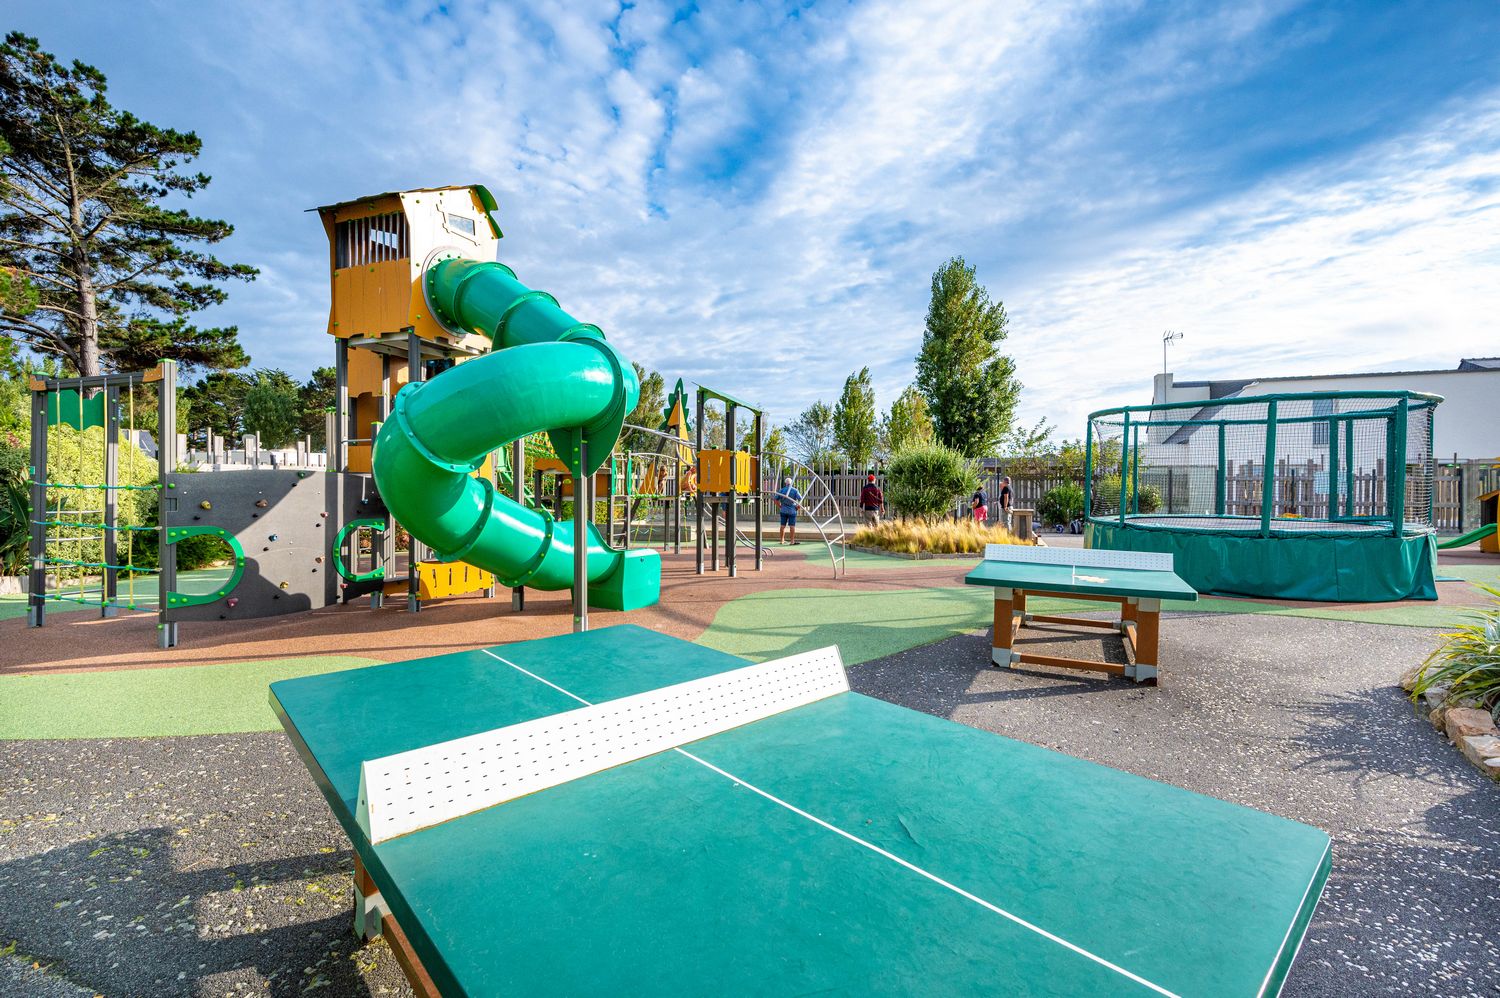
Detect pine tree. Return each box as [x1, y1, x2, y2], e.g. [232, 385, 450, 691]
[0, 33, 256, 376]
[914, 257, 1019, 457]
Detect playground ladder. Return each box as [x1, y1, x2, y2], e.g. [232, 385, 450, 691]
[762, 452, 846, 578]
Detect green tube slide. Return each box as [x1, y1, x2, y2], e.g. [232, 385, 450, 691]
[1436, 523, 1497, 550]
[370, 257, 660, 610]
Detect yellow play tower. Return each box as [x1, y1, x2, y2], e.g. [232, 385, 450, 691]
[315, 185, 503, 607]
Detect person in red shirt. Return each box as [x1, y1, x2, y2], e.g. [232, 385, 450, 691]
[860, 473, 885, 527]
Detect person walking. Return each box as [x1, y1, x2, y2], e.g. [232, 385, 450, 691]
[859, 473, 884, 528]
[969, 484, 988, 523]
[997, 475, 1013, 531]
[776, 476, 803, 544]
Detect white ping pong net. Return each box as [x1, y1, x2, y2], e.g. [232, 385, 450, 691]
[356, 646, 849, 843]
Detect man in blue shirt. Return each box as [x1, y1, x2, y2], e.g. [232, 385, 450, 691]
[776, 476, 803, 545]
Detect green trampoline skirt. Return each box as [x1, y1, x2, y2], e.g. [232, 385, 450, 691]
[1086, 518, 1438, 602]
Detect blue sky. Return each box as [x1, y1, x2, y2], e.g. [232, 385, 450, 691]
[19, 0, 1500, 437]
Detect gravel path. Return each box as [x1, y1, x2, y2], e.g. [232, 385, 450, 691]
[1, 612, 1494, 997]
[0, 734, 409, 997]
[853, 613, 1499, 997]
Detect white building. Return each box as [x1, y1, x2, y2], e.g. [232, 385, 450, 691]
[1152, 357, 1500, 460]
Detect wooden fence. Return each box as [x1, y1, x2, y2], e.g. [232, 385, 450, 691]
[800, 458, 1496, 532]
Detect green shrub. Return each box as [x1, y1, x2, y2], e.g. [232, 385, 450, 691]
[1037, 483, 1085, 526]
[885, 444, 978, 520]
[1411, 585, 1500, 722]
[1094, 474, 1162, 514]
[0, 474, 28, 575]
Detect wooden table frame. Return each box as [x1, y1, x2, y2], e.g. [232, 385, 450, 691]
[354, 854, 442, 997]
[991, 587, 1162, 683]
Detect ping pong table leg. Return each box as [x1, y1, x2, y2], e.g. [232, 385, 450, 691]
[352, 855, 390, 941]
[991, 588, 1018, 668]
[1124, 597, 1161, 683]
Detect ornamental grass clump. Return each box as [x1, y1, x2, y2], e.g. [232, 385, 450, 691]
[850, 519, 1029, 555]
[1410, 584, 1500, 722]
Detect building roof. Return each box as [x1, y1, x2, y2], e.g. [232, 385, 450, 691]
[1174, 358, 1496, 400]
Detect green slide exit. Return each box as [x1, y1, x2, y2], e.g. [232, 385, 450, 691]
[1436, 522, 1497, 550]
[371, 257, 660, 610]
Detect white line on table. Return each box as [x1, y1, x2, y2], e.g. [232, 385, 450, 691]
[478, 646, 1179, 998]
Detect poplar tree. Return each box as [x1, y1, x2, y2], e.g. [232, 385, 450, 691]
[914, 257, 1019, 457]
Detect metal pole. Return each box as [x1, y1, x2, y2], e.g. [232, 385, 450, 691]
[370, 358, 393, 611]
[695, 390, 705, 574]
[1390, 397, 1408, 534]
[102, 385, 119, 617]
[1260, 401, 1278, 538]
[334, 337, 349, 473]
[726, 403, 737, 578]
[27, 383, 48, 628]
[157, 362, 179, 648]
[406, 333, 422, 613]
[573, 436, 589, 632]
[511, 438, 525, 611]
[1326, 417, 1339, 523]
[754, 411, 764, 571]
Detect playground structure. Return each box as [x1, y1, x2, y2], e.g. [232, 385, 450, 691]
[1436, 487, 1498, 551]
[1085, 390, 1444, 602]
[26, 183, 850, 644]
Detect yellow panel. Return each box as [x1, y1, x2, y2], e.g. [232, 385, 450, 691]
[384, 561, 495, 600]
[698, 450, 756, 494]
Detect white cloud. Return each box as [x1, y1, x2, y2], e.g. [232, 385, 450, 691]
[14, 0, 1499, 445]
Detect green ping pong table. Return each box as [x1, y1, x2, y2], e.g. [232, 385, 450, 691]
[270, 625, 1327, 997]
[966, 544, 1199, 683]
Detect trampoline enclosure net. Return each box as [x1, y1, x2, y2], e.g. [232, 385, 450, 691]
[1087, 392, 1438, 532]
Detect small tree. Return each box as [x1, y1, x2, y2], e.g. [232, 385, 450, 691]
[242, 370, 299, 448]
[881, 385, 934, 457]
[183, 370, 251, 440]
[785, 401, 836, 467]
[0, 33, 256, 376]
[832, 366, 878, 472]
[298, 366, 336, 448]
[620, 362, 665, 454]
[914, 257, 1019, 457]
[884, 443, 978, 521]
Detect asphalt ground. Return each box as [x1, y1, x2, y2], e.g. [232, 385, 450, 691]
[1, 611, 1495, 996]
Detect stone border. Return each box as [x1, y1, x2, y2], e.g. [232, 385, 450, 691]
[844, 544, 983, 561]
[1400, 665, 1500, 780]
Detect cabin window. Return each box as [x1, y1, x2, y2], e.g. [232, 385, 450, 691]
[446, 213, 476, 236]
[334, 212, 409, 268]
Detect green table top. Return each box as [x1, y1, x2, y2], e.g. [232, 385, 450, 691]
[966, 558, 1200, 602]
[271, 624, 1323, 997]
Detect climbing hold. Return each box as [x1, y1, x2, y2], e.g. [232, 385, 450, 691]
[319, 511, 328, 518]
[279, 581, 289, 589]
[199, 500, 212, 510]
[226, 597, 239, 608]
[269, 534, 279, 541]
[193, 515, 201, 521]
[314, 556, 324, 564]
[255, 499, 269, 508]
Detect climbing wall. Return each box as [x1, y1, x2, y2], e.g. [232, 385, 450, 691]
[162, 470, 387, 622]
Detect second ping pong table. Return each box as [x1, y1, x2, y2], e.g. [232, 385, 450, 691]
[271, 625, 1327, 997]
[966, 544, 1199, 683]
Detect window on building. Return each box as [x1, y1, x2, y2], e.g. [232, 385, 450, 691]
[446, 213, 476, 236]
[334, 212, 409, 268]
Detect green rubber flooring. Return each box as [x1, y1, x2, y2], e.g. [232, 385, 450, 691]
[4, 561, 1495, 739]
